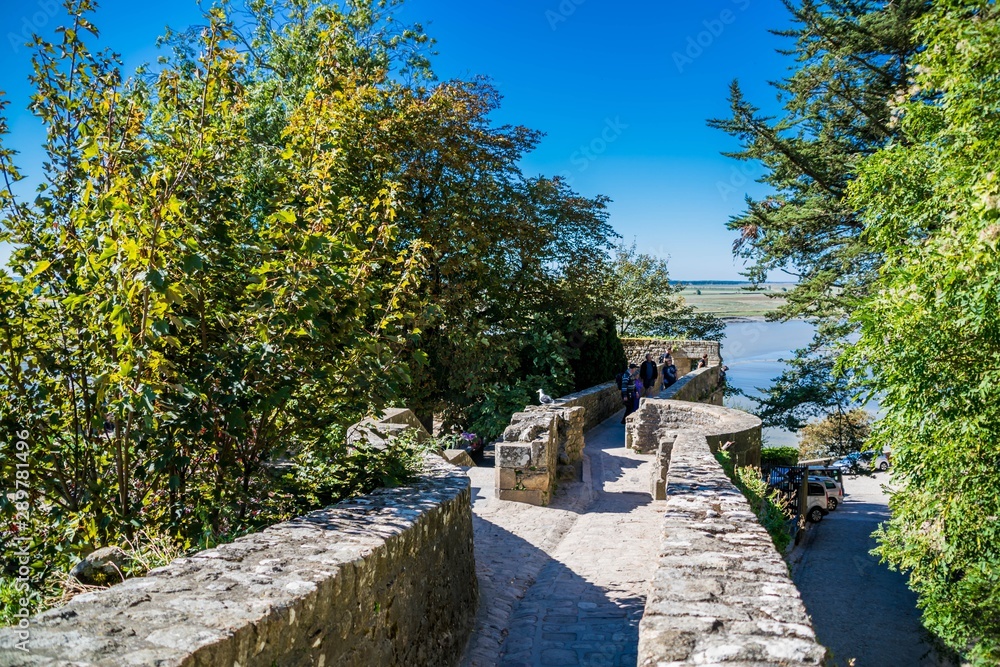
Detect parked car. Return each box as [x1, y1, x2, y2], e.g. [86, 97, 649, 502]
[809, 475, 843, 511]
[802, 481, 831, 523]
[831, 450, 890, 473]
[830, 452, 864, 473]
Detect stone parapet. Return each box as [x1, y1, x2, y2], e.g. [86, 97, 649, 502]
[0, 456, 477, 667]
[661, 365, 724, 406]
[637, 431, 826, 666]
[494, 405, 586, 506]
[622, 338, 722, 375]
[627, 399, 761, 472]
[550, 382, 621, 432]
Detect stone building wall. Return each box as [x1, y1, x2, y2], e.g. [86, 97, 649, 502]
[637, 430, 825, 666]
[622, 338, 722, 375]
[0, 426, 477, 667]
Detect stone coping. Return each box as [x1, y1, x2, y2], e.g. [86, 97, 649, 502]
[637, 432, 826, 666]
[0, 455, 476, 667]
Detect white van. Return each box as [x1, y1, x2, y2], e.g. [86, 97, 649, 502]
[803, 481, 831, 523]
[809, 475, 844, 510]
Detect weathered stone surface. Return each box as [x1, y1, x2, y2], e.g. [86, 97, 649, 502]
[627, 396, 762, 468]
[346, 407, 430, 449]
[0, 456, 477, 667]
[497, 443, 532, 469]
[636, 430, 826, 667]
[497, 488, 547, 506]
[552, 384, 621, 432]
[661, 364, 724, 405]
[495, 405, 583, 504]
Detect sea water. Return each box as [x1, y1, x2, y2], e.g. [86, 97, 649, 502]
[721, 319, 816, 449]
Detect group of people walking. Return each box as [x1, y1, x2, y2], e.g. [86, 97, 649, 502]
[617, 350, 678, 424]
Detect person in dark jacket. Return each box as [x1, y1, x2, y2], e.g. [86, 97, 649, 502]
[617, 363, 639, 424]
[639, 353, 659, 397]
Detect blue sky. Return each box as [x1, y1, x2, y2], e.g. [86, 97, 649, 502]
[0, 0, 793, 280]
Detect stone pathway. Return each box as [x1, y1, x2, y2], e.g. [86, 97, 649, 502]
[461, 414, 665, 667]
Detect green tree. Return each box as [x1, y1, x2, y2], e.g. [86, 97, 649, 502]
[754, 347, 862, 432]
[0, 0, 426, 574]
[709, 0, 929, 420]
[797, 408, 871, 460]
[602, 243, 723, 341]
[847, 2, 1000, 661]
[568, 313, 627, 391]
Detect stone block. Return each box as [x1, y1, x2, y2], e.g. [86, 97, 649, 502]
[497, 488, 548, 506]
[497, 443, 532, 469]
[517, 471, 551, 492]
[530, 439, 550, 467]
[498, 468, 518, 490]
[441, 449, 475, 467]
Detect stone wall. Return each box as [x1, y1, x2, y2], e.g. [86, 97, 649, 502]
[660, 365, 724, 405]
[627, 398, 762, 476]
[495, 405, 586, 506]
[551, 382, 621, 432]
[492, 380, 623, 506]
[0, 435, 476, 667]
[637, 431, 825, 666]
[622, 338, 722, 375]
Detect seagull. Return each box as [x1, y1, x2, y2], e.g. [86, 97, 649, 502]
[537, 388, 555, 405]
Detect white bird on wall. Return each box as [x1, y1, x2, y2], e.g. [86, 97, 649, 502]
[537, 388, 555, 405]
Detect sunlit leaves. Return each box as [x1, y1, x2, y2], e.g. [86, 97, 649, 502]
[847, 3, 1000, 662]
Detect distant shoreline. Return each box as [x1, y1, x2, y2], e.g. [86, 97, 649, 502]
[720, 315, 771, 323]
[720, 316, 809, 324]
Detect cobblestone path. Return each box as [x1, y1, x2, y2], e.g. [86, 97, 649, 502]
[461, 414, 665, 667]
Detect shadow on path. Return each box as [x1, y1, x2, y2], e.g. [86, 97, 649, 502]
[461, 413, 661, 667]
[792, 475, 957, 667]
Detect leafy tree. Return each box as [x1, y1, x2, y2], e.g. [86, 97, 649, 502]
[568, 313, 627, 392]
[710, 0, 927, 322]
[798, 408, 871, 459]
[754, 346, 862, 432]
[230, 1, 620, 436]
[602, 243, 724, 341]
[709, 0, 929, 418]
[0, 0, 427, 579]
[847, 2, 1000, 661]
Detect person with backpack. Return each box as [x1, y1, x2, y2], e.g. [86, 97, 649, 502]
[617, 363, 639, 424]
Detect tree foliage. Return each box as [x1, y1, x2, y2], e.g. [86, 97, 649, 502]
[754, 346, 862, 432]
[797, 408, 871, 460]
[710, 0, 929, 423]
[601, 243, 724, 342]
[0, 0, 432, 573]
[0, 0, 624, 611]
[846, 2, 1000, 661]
